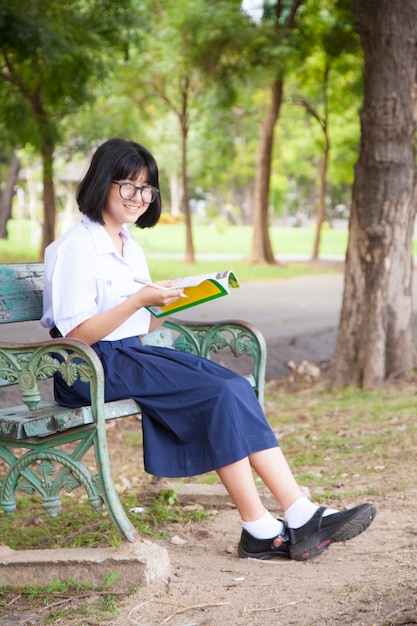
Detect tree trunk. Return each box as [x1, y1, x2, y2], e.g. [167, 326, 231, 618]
[40, 136, 56, 258]
[179, 82, 195, 264]
[311, 63, 330, 261]
[181, 127, 195, 263]
[0, 154, 20, 238]
[311, 146, 329, 260]
[250, 0, 304, 264]
[250, 79, 282, 264]
[329, 0, 417, 388]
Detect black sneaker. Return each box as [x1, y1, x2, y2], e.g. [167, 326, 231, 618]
[289, 503, 377, 561]
[238, 524, 290, 560]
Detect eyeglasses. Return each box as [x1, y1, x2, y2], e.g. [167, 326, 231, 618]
[111, 181, 159, 203]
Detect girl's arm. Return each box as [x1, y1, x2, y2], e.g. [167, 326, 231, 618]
[67, 285, 184, 345]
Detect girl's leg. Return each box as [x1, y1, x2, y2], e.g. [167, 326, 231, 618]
[248, 447, 305, 512]
[217, 448, 303, 522]
[216, 448, 303, 520]
[216, 457, 266, 522]
[217, 456, 291, 561]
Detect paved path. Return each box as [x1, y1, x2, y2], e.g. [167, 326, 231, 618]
[175, 273, 346, 379]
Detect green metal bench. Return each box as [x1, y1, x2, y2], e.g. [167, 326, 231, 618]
[0, 263, 267, 542]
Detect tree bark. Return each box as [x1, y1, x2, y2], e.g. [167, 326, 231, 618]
[0, 154, 20, 238]
[312, 146, 329, 261]
[250, 79, 282, 264]
[329, 0, 417, 388]
[179, 79, 195, 264]
[311, 63, 330, 261]
[250, 0, 304, 265]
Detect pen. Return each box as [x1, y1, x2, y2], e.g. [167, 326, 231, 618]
[134, 277, 170, 290]
[133, 277, 188, 297]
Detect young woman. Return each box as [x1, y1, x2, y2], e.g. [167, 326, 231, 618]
[41, 138, 376, 561]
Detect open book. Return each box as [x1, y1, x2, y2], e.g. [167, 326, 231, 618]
[139, 270, 239, 318]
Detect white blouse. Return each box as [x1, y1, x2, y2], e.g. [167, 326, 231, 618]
[41, 216, 152, 340]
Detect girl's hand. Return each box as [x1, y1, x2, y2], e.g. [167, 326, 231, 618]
[158, 279, 182, 289]
[132, 284, 185, 307]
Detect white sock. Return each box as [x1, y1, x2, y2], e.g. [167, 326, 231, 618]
[285, 497, 338, 529]
[242, 510, 286, 539]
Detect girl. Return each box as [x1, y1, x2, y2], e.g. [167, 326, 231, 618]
[42, 138, 375, 561]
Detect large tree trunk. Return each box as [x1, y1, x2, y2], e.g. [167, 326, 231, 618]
[0, 154, 20, 238]
[329, 0, 417, 388]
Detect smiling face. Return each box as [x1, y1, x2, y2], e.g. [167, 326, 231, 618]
[102, 169, 150, 234]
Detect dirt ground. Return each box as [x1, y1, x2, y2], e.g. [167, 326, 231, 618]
[110, 500, 417, 626]
[105, 416, 417, 626]
[2, 374, 417, 625]
[101, 374, 417, 626]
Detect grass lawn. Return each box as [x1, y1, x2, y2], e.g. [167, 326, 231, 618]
[133, 222, 350, 257]
[0, 219, 350, 278]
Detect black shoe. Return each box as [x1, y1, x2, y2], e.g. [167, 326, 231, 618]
[289, 503, 377, 561]
[238, 523, 290, 560]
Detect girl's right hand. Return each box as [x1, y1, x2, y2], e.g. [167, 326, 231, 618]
[132, 285, 185, 308]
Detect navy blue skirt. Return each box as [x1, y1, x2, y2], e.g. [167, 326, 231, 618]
[54, 336, 279, 477]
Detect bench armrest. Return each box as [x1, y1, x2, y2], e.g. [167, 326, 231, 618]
[0, 338, 105, 416]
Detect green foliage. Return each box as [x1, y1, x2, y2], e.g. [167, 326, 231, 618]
[0, 0, 140, 150]
[0, 0, 367, 253]
[158, 488, 180, 507]
[3, 0, 408, 277]
[272, 0, 362, 219]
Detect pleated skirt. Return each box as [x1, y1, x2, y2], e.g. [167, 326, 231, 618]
[54, 336, 279, 477]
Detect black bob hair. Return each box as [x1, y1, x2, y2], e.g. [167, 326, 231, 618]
[76, 138, 161, 228]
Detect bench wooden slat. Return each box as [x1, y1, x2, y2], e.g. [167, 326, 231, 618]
[0, 263, 44, 323]
[0, 398, 141, 440]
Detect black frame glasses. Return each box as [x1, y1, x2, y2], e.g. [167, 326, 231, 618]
[111, 181, 159, 203]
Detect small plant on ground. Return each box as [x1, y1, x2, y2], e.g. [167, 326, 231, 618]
[0, 490, 213, 550]
[0, 574, 132, 625]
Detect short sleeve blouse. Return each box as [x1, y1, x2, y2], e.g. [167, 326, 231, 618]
[41, 216, 152, 340]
